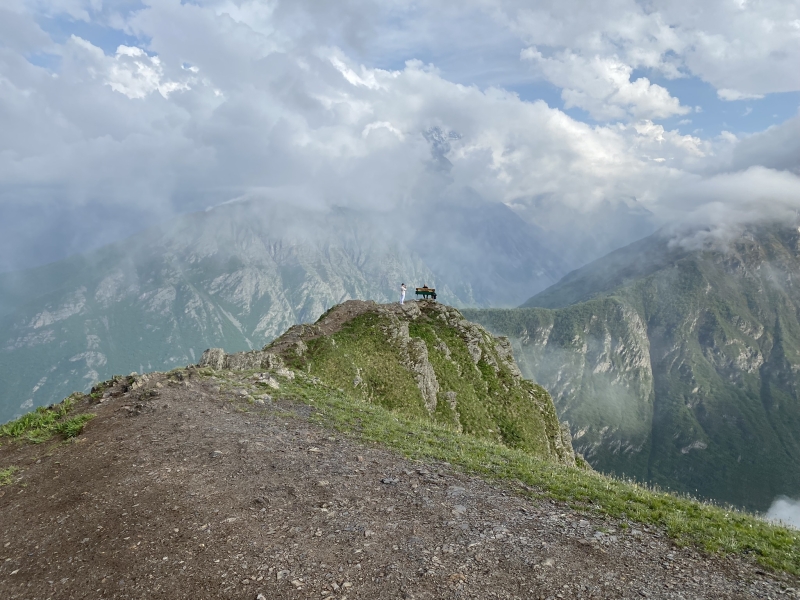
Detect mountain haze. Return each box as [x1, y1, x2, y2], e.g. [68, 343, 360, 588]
[467, 224, 800, 511]
[0, 198, 568, 424]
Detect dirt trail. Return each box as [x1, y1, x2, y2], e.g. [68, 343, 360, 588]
[0, 370, 797, 600]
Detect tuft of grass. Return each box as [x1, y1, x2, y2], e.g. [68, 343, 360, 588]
[89, 380, 113, 401]
[0, 395, 95, 443]
[0, 465, 19, 486]
[274, 374, 800, 577]
[53, 414, 95, 439]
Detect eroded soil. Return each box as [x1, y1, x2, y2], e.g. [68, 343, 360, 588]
[1, 370, 797, 600]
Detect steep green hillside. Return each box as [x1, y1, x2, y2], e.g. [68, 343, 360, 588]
[199, 299, 578, 466]
[467, 224, 800, 511]
[0, 199, 568, 425]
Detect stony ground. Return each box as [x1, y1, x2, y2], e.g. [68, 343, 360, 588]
[1, 369, 798, 600]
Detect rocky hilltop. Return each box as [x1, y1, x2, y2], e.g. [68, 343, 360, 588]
[2, 300, 798, 599]
[467, 224, 800, 511]
[0, 199, 568, 425]
[200, 300, 577, 466]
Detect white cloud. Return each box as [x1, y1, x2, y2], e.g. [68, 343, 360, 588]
[497, 0, 800, 98]
[661, 167, 800, 241]
[362, 121, 405, 141]
[731, 111, 800, 173]
[766, 497, 800, 530]
[2, 0, 800, 271]
[64, 35, 193, 100]
[631, 120, 707, 160]
[521, 48, 689, 121]
[330, 55, 388, 90]
[107, 45, 191, 99]
[717, 89, 765, 102]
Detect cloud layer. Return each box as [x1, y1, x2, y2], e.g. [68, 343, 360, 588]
[0, 0, 799, 271]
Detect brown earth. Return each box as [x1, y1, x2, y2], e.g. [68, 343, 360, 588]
[1, 368, 798, 600]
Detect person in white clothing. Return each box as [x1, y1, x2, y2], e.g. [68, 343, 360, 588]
[400, 283, 407, 304]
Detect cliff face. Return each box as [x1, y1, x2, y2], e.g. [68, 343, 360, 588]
[200, 299, 578, 466]
[468, 301, 654, 478]
[0, 199, 568, 425]
[467, 225, 800, 511]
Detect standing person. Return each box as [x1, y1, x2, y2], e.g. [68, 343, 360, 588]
[400, 283, 407, 304]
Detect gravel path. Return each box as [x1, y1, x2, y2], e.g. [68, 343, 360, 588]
[1, 370, 797, 600]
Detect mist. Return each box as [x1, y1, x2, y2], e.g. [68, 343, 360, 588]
[766, 497, 800, 530]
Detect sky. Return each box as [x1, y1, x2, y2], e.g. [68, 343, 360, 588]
[1, 0, 799, 271]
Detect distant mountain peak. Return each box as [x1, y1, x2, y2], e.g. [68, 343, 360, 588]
[523, 221, 800, 310]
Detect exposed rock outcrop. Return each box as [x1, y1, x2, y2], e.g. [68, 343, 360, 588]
[199, 348, 294, 380]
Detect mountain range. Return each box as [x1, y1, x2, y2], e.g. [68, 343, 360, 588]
[466, 224, 800, 511]
[7, 193, 800, 512]
[0, 198, 568, 424]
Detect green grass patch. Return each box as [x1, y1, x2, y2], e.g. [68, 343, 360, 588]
[297, 313, 430, 418]
[0, 465, 19, 486]
[0, 395, 95, 443]
[277, 375, 800, 577]
[53, 414, 95, 439]
[285, 307, 567, 464]
[408, 317, 561, 457]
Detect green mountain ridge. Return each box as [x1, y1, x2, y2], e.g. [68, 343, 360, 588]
[466, 224, 800, 511]
[199, 299, 579, 466]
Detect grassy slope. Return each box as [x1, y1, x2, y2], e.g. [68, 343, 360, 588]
[3, 363, 799, 577]
[0, 390, 97, 488]
[282, 307, 565, 461]
[0, 394, 95, 444]
[464, 302, 656, 478]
